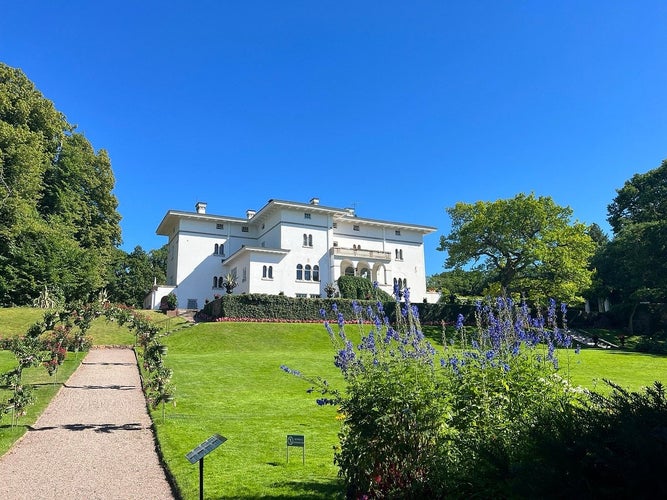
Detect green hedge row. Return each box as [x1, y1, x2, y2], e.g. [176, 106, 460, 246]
[201, 294, 476, 325]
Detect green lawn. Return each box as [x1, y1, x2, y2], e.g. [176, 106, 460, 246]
[0, 306, 190, 345]
[151, 322, 345, 499]
[564, 348, 667, 392]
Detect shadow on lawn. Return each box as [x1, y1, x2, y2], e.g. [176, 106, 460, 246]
[219, 480, 344, 499]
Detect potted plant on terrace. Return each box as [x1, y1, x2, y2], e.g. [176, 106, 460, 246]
[223, 273, 238, 294]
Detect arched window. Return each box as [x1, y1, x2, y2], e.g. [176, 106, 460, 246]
[313, 265, 319, 282]
[262, 265, 267, 278]
[214, 244, 219, 255]
[308, 234, 313, 247]
[304, 264, 312, 281]
[303, 234, 308, 246]
[213, 276, 218, 288]
[399, 249, 403, 260]
[219, 243, 224, 255]
[296, 264, 303, 280]
[345, 266, 355, 276]
[359, 267, 370, 279]
[268, 266, 273, 279]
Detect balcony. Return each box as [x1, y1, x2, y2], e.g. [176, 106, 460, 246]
[330, 246, 392, 262]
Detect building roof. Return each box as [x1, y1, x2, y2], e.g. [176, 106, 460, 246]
[156, 198, 437, 236]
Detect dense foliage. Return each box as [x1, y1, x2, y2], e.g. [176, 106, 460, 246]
[284, 290, 584, 497]
[0, 63, 121, 306]
[106, 245, 167, 307]
[337, 276, 394, 301]
[595, 160, 667, 305]
[438, 193, 595, 304]
[427, 268, 490, 299]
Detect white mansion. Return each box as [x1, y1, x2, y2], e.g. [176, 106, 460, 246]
[145, 198, 437, 310]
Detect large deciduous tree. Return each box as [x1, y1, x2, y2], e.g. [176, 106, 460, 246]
[0, 62, 121, 305]
[106, 245, 168, 308]
[596, 160, 667, 305]
[438, 193, 595, 303]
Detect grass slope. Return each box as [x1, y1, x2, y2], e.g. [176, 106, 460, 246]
[0, 307, 189, 345]
[153, 322, 345, 499]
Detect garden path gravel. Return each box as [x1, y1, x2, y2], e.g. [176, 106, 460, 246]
[0, 348, 175, 499]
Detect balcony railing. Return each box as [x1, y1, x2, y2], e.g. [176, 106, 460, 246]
[330, 246, 392, 261]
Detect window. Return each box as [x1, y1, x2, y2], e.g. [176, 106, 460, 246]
[303, 234, 313, 247]
[394, 278, 407, 289]
[309, 294, 320, 298]
[333, 241, 338, 247]
[304, 264, 312, 281]
[187, 299, 198, 309]
[213, 276, 218, 288]
[333, 222, 337, 228]
[395, 249, 403, 260]
[242, 226, 249, 232]
[345, 266, 355, 276]
[359, 267, 370, 279]
[215, 243, 224, 255]
[214, 243, 219, 255]
[242, 267, 247, 282]
[296, 264, 303, 280]
[313, 265, 319, 282]
[304, 213, 311, 219]
[395, 230, 401, 236]
[353, 225, 360, 231]
[216, 223, 224, 230]
[263, 265, 274, 279]
[296, 293, 307, 298]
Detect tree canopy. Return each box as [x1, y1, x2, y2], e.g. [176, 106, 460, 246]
[594, 160, 667, 304]
[106, 245, 167, 308]
[0, 62, 121, 305]
[438, 193, 595, 303]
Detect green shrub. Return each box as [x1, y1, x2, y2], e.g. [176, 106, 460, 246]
[283, 294, 578, 497]
[337, 276, 393, 301]
[514, 380, 667, 498]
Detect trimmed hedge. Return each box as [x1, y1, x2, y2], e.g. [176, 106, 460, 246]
[200, 293, 473, 325]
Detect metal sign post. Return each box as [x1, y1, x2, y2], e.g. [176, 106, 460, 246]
[186, 434, 227, 500]
[286, 434, 305, 464]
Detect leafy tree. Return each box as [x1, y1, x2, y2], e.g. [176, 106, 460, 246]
[597, 160, 667, 306]
[607, 160, 667, 233]
[0, 62, 121, 305]
[427, 268, 490, 299]
[107, 245, 167, 307]
[438, 193, 595, 303]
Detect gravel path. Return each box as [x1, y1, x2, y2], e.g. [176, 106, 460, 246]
[0, 348, 175, 499]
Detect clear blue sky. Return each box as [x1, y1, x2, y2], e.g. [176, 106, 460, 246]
[2, 1, 666, 276]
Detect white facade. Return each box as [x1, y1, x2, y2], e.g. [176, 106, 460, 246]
[149, 198, 436, 310]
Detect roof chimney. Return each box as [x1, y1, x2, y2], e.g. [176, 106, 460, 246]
[247, 209, 256, 219]
[310, 197, 320, 205]
[195, 202, 207, 214]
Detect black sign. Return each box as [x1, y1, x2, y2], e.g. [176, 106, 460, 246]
[287, 434, 305, 447]
[186, 434, 227, 464]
